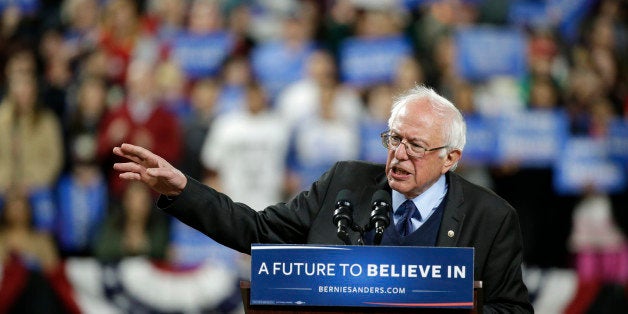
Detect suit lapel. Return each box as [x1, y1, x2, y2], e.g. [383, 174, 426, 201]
[437, 172, 466, 247]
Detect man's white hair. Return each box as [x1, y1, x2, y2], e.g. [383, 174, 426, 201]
[387, 85, 466, 170]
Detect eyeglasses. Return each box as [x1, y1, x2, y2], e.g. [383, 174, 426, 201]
[380, 131, 448, 158]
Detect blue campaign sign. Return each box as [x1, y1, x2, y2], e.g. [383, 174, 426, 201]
[171, 32, 233, 79]
[250, 245, 474, 309]
[508, 0, 595, 43]
[251, 41, 315, 99]
[29, 187, 56, 232]
[359, 119, 388, 164]
[554, 137, 627, 195]
[0, 0, 39, 14]
[340, 36, 412, 87]
[549, 0, 597, 44]
[508, 1, 551, 28]
[402, 0, 424, 9]
[608, 119, 628, 163]
[455, 26, 527, 81]
[462, 114, 498, 165]
[495, 110, 568, 167]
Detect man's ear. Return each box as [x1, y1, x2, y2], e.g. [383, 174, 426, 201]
[441, 149, 462, 174]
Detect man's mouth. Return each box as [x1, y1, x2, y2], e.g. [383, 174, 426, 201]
[391, 165, 411, 176]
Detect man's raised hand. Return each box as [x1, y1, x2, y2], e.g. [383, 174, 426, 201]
[113, 143, 187, 196]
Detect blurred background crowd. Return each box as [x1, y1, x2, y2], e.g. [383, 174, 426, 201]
[0, 0, 626, 312]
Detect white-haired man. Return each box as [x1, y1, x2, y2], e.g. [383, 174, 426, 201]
[114, 85, 533, 312]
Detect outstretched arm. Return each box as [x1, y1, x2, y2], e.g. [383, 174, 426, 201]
[113, 143, 187, 196]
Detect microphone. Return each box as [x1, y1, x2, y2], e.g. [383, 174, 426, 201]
[369, 190, 391, 245]
[333, 189, 354, 245]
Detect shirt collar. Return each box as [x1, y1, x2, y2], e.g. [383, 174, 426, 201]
[392, 174, 448, 221]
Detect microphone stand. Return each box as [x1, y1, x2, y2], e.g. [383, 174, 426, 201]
[343, 215, 388, 246]
[348, 223, 365, 245]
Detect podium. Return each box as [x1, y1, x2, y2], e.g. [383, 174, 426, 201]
[240, 281, 483, 314]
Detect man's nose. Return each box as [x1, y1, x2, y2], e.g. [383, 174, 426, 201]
[394, 141, 410, 160]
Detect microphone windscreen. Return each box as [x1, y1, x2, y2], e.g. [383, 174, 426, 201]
[336, 189, 353, 203]
[371, 190, 391, 205]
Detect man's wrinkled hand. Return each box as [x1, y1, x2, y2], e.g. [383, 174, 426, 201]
[113, 143, 187, 196]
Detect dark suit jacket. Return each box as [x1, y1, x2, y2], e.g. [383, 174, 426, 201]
[159, 161, 533, 313]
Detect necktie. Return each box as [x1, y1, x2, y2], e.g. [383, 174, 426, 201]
[396, 200, 420, 236]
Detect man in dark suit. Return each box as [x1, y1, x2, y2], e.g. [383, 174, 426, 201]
[114, 85, 533, 313]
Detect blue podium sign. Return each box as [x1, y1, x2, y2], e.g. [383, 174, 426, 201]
[250, 245, 474, 309]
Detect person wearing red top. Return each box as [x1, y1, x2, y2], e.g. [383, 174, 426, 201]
[97, 58, 182, 198]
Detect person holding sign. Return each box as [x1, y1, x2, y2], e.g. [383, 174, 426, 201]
[113, 85, 532, 313]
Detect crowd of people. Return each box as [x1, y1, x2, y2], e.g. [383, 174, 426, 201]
[0, 0, 626, 312]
